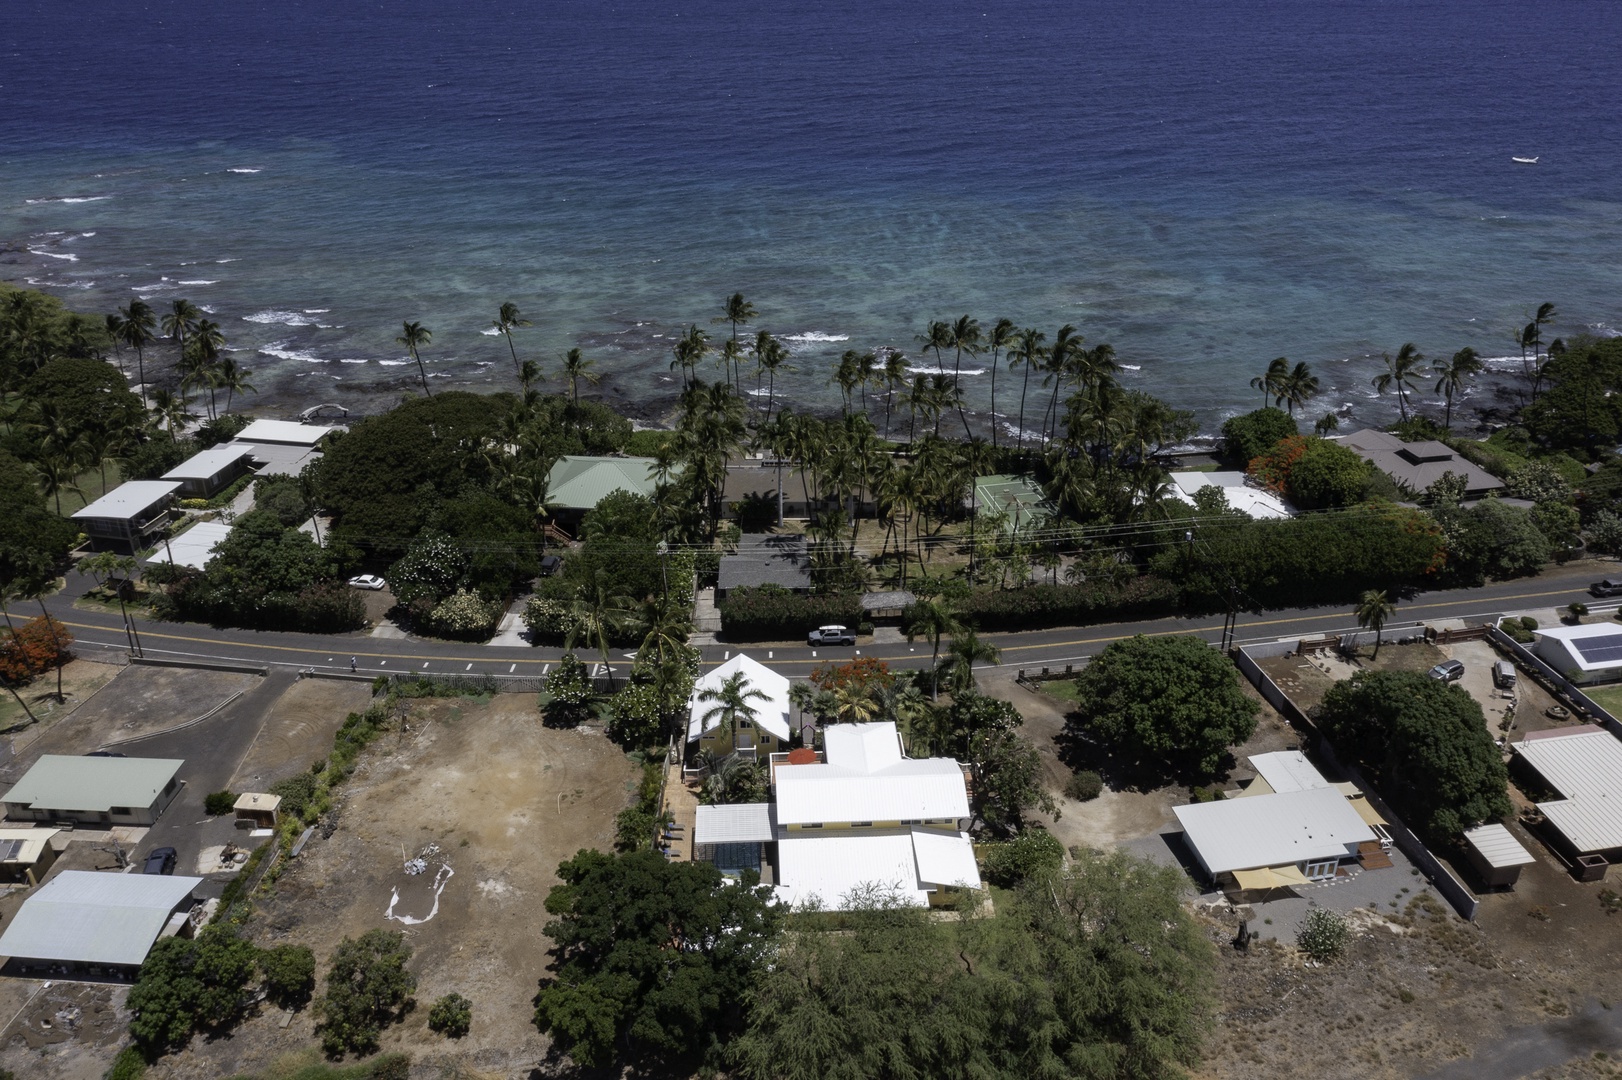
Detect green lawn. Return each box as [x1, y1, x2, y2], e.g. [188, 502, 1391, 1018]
[54, 460, 124, 517]
[1581, 684, 1622, 721]
[1037, 679, 1081, 705]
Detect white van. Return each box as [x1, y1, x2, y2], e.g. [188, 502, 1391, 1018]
[1492, 661, 1516, 690]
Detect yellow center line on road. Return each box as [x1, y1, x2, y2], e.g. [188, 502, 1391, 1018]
[59, 620, 522, 667]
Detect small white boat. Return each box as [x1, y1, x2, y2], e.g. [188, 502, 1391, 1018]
[1512, 156, 1539, 164]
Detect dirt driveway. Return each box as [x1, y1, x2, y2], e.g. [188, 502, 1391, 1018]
[16, 664, 261, 759]
[229, 677, 376, 792]
[151, 693, 638, 1080]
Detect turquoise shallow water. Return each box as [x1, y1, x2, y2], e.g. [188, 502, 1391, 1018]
[3, 0, 1619, 435]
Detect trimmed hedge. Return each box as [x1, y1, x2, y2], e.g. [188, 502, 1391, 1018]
[718, 586, 864, 642]
[944, 575, 1181, 633]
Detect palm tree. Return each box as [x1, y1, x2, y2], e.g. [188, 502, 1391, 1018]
[881, 348, 910, 439]
[561, 347, 599, 409]
[564, 570, 635, 690]
[218, 356, 256, 414]
[35, 451, 84, 516]
[492, 302, 531, 381]
[396, 320, 433, 396]
[717, 338, 745, 397]
[104, 313, 127, 376]
[939, 628, 1001, 699]
[1044, 325, 1084, 449]
[947, 315, 981, 439]
[1433, 347, 1482, 431]
[698, 671, 769, 749]
[1355, 589, 1397, 659]
[716, 293, 756, 389]
[1007, 327, 1047, 455]
[1278, 361, 1320, 416]
[835, 351, 860, 417]
[1249, 357, 1289, 409]
[984, 318, 1016, 450]
[1372, 344, 1424, 422]
[752, 331, 788, 424]
[917, 320, 953, 379]
[189, 319, 227, 419]
[118, 300, 157, 407]
[670, 324, 710, 389]
[1530, 301, 1557, 400]
[855, 349, 880, 419]
[161, 299, 201, 380]
[149, 388, 193, 442]
[905, 596, 963, 700]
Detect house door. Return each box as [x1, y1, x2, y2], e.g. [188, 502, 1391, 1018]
[736, 722, 755, 752]
[1304, 859, 1338, 881]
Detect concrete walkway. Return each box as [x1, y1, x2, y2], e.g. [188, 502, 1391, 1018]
[691, 587, 721, 646]
[486, 599, 532, 647]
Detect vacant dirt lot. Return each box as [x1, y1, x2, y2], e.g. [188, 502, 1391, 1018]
[16, 663, 261, 759]
[150, 694, 638, 1080]
[0, 656, 123, 740]
[229, 677, 376, 792]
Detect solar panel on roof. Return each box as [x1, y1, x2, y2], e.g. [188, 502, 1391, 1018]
[1572, 634, 1622, 664]
[0, 840, 26, 861]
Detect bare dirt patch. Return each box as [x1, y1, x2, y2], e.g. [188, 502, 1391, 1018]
[150, 694, 638, 1080]
[17, 664, 260, 758]
[0, 657, 123, 740]
[230, 678, 377, 792]
[0, 981, 131, 1080]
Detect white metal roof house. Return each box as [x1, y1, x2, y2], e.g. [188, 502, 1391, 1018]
[71, 481, 182, 554]
[1531, 624, 1622, 682]
[686, 654, 795, 760]
[1173, 752, 1377, 890]
[2, 756, 185, 826]
[0, 870, 202, 973]
[234, 419, 338, 446]
[1167, 471, 1294, 519]
[159, 443, 257, 498]
[1514, 726, 1622, 871]
[147, 520, 233, 572]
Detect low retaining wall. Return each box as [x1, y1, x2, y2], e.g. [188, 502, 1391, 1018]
[131, 655, 269, 676]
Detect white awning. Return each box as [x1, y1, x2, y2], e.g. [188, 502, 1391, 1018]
[695, 803, 774, 845]
[909, 828, 980, 888]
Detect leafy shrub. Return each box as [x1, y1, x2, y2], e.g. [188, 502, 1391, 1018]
[614, 761, 666, 853]
[204, 790, 237, 816]
[270, 772, 321, 819]
[1569, 602, 1590, 620]
[104, 1047, 146, 1080]
[426, 589, 502, 641]
[542, 653, 596, 727]
[1501, 620, 1533, 644]
[178, 498, 209, 510]
[718, 585, 864, 642]
[1586, 511, 1622, 555]
[261, 944, 317, 1010]
[940, 575, 1180, 634]
[316, 930, 417, 1057]
[368, 1054, 412, 1080]
[1296, 908, 1350, 961]
[427, 992, 472, 1038]
[1521, 616, 1539, 631]
[1220, 407, 1298, 464]
[980, 830, 1064, 887]
[1064, 770, 1104, 801]
[386, 532, 468, 607]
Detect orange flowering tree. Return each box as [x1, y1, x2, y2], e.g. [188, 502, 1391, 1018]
[0, 616, 73, 687]
[809, 657, 894, 697]
[1246, 434, 1309, 495]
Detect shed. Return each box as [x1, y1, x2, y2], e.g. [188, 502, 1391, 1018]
[234, 419, 337, 446]
[0, 828, 59, 885]
[0, 870, 202, 973]
[1462, 823, 1536, 888]
[147, 521, 233, 572]
[1530, 624, 1622, 682]
[71, 481, 181, 554]
[2, 756, 184, 826]
[861, 590, 916, 622]
[233, 792, 282, 829]
[160, 444, 257, 498]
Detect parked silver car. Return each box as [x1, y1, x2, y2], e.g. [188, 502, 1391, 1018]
[807, 624, 855, 646]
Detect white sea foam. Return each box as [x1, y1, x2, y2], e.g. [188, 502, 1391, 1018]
[216, 258, 239, 263]
[303, 308, 329, 314]
[378, 359, 410, 366]
[133, 282, 174, 293]
[243, 309, 319, 327]
[260, 342, 327, 363]
[480, 327, 502, 336]
[784, 332, 849, 344]
[227, 168, 262, 174]
[905, 363, 986, 376]
[177, 279, 218, 286]
[28, 248, 78, 262]
[339, 358, 369, 365]
[1119, 363, 1142, 371]
[25, 196, 110, 204]
[79, 231, 96, 238]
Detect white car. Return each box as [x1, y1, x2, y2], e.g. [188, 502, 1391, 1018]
[347, 574, 387, 590]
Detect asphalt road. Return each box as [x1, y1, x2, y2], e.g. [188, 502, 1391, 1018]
[30, 562, 1619, 680]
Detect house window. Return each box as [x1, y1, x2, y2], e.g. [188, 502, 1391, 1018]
[738, 720, 753, 728]
[852, 821, 873, 828]
[110, 807, 132, 816]
[1303, 859, 1339, 881]
[800, 823, 823, 829]
[901, 819, 921, 825]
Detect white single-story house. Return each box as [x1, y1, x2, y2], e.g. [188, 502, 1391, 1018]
[234, 419, 338, 446]
[2, 756, 185, 827]
[770, 722, 979, 909]
[1514, 726, 1622, 874]
[147, 521, 233, 572]
[160, 443, 257, 498]
[1174, 751, 1379, 889]
[1530, 624, 1622, 682]
[1168, 471, 1294, 519]
[71, 481, 182, 554]
[686, 654, 795, 760]
[0, 870, 202, 974]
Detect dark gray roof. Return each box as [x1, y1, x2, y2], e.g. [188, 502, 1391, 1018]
[718, 534, 812, 591]
[1338, 429, 1503, 495]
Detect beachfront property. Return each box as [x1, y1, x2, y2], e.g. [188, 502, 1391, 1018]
[1167, 471, 1294, 519]
[233, 418, 339, 447]
[146, 520, 234, 572]
[686, 654, 795, 760]
[71, 481, 182, 554]
[692, 721, 981, 910]
[0, 870, 203, 976]
[2, 756, 185, 827]
[545, 455, 663, 531]
[1512, 726, 1622, 877]
[1172, 751, 1387, 892]
[722, 460, 873, 523]
[1335, 428, 1504, 497]
[159, 443, 258, 499]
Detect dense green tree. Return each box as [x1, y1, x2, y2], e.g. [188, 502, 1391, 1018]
[1069, 634, 1258, 780]
[1248, 356, 1290, 409]
[533, 848, 782, 1071]
[126, 927, 260, 1053]
[1284, 437, 1372, 509]
[1432, 499, 1552, 582]
[980, 829, 1065, 887]
[428, 992, 473, 1038]
[22, 355, 144, 445]
[316, 929, 417, 1057]
[542, 652, 597, 727]
[967, 727, 1057, 836]
[385, 532, 469, 607]
[1219, 407, 1297, 465]
[1317, 670, 1511, 839]
[1523, 336, 1622, 455]
[260, 944, 317, 1010]
[0, 451, 77, 583]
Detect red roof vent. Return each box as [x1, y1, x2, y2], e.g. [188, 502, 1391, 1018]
[785, 748, 818, 765]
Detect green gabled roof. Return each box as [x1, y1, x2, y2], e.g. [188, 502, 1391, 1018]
[546, 456, 662, 510]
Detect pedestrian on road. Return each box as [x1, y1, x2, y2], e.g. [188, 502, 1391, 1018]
[350, 656, 357, 673]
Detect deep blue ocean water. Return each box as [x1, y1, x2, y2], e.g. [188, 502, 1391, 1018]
[3, 0, 1619, 436]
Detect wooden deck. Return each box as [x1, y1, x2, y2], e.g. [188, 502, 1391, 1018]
[1357, 840, 1394, 870]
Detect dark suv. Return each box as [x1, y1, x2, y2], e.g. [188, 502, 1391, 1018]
[1591, 579, 1622, 598]
[142, 847, 177, 876]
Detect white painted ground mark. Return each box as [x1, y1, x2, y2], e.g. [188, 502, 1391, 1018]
[385, 863, 454, 925]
